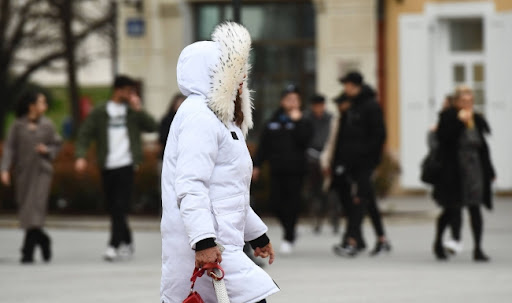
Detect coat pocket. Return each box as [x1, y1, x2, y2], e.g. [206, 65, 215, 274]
[211, 194, 247, 247]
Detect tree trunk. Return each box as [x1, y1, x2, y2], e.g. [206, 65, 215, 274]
[61, 0, 80, 138]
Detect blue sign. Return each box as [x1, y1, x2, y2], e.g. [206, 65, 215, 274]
[126, 18, 145, 37]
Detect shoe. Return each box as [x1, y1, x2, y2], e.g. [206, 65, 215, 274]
[473, 249, 490, 262]
[444, 239, 463, 255]
[333, 243, 358, 257]
[103, 246, 118, 261]
[433, 242, 448, 261]
[20, 229, 36, 264]
[280, 241, 293, 255]
[39, 232, 52, 262]
[370, 241, 392, 256]
[118, 243, 134, 259]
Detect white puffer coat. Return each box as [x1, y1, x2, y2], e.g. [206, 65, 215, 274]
[160, 23, 279, 303]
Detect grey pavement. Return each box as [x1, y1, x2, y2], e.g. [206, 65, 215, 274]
[1, 196, 512, 303]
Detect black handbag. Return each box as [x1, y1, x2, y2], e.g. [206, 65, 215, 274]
[420, 148, 442, 185]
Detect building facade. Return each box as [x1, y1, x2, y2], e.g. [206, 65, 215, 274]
[385, 0, 512, 190]
[117, 0, 512, 191]
[117, 0, 377, 139]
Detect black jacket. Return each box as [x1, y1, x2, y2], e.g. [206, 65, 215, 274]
[158, 111, 176, 159]
[254, 108, 313, 175]
[433, 107, 495, 209]
[332, 85, 386, 171]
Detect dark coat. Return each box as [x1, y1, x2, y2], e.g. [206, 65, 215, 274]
[332, 85, 386, 171]
[433, 107, 495, 209]
[159, 111, 177, 159]
[254, 108, 313, 175]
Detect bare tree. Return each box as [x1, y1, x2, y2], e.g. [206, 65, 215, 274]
[0, 0, 114, 138]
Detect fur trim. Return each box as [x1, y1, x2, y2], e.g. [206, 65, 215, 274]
[208, 22, 253, 136]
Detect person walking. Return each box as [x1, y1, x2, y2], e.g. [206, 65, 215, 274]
[303, 94, 333, 233]
[253, 84, 313, 255]
[158, 93, 185, 158]
[322, 71, 390, 257]
[1, 91, 62, 264]
[432, 85, 495, 262]
[74, 75, 157, 261]
[160, 22, 279, 303]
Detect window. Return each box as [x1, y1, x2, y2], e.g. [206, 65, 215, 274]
[449, 19, 483, 52]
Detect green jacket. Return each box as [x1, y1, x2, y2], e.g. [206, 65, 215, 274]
[75, 103, 157, 169]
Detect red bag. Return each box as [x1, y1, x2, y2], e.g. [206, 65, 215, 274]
[183, 263, 225, 303]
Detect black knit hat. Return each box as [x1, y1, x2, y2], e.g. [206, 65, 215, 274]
[310, 94, 326, 104]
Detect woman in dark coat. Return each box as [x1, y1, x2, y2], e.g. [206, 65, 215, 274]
[1, 91, 62, 263]
[433, 86, 495, 262]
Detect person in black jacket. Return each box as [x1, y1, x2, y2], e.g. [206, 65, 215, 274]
[253, 85, 313, 254]
[432, 86, 495, 262]
[330, 71, 389, 257]
[158, 93, 185, 158]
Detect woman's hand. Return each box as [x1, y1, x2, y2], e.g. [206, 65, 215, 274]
[195, 246, 222, 268]
[36, 143, 49, 155]
[253, 242, 275, 265]
[1, 171, 11, 186]
[458, 109, 473, 124]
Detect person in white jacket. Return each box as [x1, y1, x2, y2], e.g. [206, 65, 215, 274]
[160, 22, 280, 303]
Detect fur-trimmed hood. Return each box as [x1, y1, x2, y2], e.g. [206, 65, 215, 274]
[176, 22, 253, 136]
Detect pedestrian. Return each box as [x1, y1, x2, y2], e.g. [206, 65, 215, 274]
[432, 85, 495, 262]
[303, 94, 333, 233]
[253, 84, 313, 255]
[425, 95, 463, 255]
[160, 22, 279, 303]
[1, 91, 62, 264]
[322, 71, 390, 257]
[74, 75, 157, 261]
[158, 93, 185, 158]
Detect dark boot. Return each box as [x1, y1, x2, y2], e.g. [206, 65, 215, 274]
[433, 241, 448, 261]
[474, 249, 490, 262]
[38, 230, 52, 262]
[21, 229, 37, 264]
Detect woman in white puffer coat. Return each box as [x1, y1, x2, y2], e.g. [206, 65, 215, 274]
[160, 22, 280, 303]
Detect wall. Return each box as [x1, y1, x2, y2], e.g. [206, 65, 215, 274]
[316, 0, 377, 114]
[385, 0, 512, 155]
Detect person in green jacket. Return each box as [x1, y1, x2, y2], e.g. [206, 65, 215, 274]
[75, 75, 157, 261]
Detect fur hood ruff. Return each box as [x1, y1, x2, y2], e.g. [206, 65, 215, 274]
[176, 22, 253, 136]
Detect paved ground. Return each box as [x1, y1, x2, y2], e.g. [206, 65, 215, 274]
[1, 196, 512, 303]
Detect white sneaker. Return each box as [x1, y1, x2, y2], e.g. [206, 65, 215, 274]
[118, 243, 134, 259]
[444, 239, 463, 255]
[103, 246, 118, 261]
[280, 241, 293, 255]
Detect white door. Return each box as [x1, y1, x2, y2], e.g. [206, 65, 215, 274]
[399, 15, 431, 189]
[485, 13, 512, 190]
[449, 56, 486, 114]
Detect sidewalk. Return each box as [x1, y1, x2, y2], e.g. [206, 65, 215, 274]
[1, 196, 511, 303]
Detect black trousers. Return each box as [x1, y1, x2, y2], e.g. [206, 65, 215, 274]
[333, 169, 381, 246]
[270, 174, 304, 243]
[436, 205, 483, 250]
[102, 165, 134, 248]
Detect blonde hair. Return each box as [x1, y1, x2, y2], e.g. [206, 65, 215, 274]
[454, 85, 473, 100]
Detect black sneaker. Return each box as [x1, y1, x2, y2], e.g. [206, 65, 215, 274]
[333, 243, 359, 257]
[370, 241, 392, 256]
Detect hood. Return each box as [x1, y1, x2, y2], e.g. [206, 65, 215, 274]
[176, 22, 253, 136]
